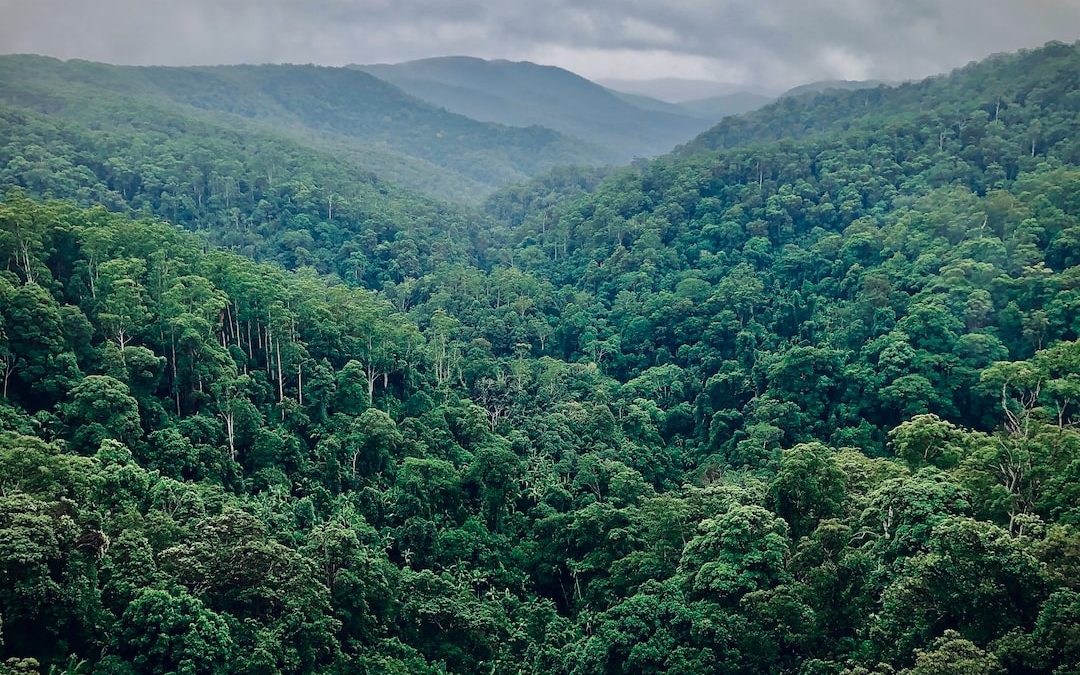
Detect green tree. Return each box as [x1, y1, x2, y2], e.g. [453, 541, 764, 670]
[874, 517, 1047, 661]
[770, 443, 846, 539]
[117, 588, 233, 675]
[678, 505, 791, 602]
[902, 630, 1004, 675]
[62, 375, 141, 451]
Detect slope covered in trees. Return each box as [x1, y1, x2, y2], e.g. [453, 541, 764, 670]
[354, 57, 711, 160]
[679, 41, 1080, 157]
[778, 78, 889, 100]
[0, 55, 605, 200]
[0, 72, 503, 285]
[1, 41, 1080, 675]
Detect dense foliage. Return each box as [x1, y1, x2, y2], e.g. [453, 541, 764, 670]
[1, 41, 1079, 674]
[0, 86, 497, 287]
[0, 55, 603, 201]
[679, 41, 1080, 159]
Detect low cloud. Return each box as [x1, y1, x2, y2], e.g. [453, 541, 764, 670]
[1, 0, 1078, 89]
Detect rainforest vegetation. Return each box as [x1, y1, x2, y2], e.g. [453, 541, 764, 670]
[0, 41, 1079, 674]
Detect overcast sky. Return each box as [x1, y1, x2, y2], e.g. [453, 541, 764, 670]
[2, 0, 1079, 91]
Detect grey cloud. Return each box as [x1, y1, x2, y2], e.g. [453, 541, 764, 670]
[1, 0, 1078, 89]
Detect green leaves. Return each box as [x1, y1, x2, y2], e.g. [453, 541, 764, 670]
[889, 414, 966, 470]
[678, 505, 791, 602]
[1, 39, 1080, 675]
[770, 442, 846, 538]
[874, 517, 1047, 663]
[903, 631, 1005, 675]
[118, 588, 233, 675]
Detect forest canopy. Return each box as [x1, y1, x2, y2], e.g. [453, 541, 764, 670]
[0, 40, 1079, 675]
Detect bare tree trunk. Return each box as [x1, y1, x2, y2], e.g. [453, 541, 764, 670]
[88, 256, 97, 298]
[116, 328, 129, 365]
[276, 338, 284, 402]
[222, 411, 236, 461]
[2, 359, 13, 398]
[20, 243, 35, 285]
[171, 332, 180, 415]
[265, 322, 273, 376]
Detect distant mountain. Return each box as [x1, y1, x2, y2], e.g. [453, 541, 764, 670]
[677, 92, 775, 119]
[0, 55, 606, 200]
[604, 89, 696, 117]
[779, 79, 888, 99]
[597, 77, 757, 103]
[356, 57, 713, 159]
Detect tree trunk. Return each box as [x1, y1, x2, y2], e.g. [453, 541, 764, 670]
[171, 332, 180, 415]
[222, 411, 236, 461]
[276, 338, 284, 402]
[2, 359, 13, 398]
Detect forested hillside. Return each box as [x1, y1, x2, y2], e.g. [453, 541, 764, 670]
[680, 41, 1079, 157]
[778, 79, 888, 100]
[354, 57, 710, 159]
[0, 69, 501, 284]
[0, 55, 605, 200]
[2, 41, 1080, 675]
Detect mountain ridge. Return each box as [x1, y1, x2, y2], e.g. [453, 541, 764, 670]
[0, 54, 609, 200]
[677, 39, 1080, 156]
[352, 56, 714, 160]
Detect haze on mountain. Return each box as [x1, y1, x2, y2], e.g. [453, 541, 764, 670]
[356, 55, 780, 152]
[4, 0, 1080, 198]
[779, 78, 892, 99]
[0, 52, 816, 204]
[596, 77, 769, 103]
[5, 0, 1080, 91]
[0, 55, 618, 201]
[353, 57, 717, 161]
[671, 91, 777, 118]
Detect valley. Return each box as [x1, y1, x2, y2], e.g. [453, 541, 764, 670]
[1, 38, 1079, 675]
